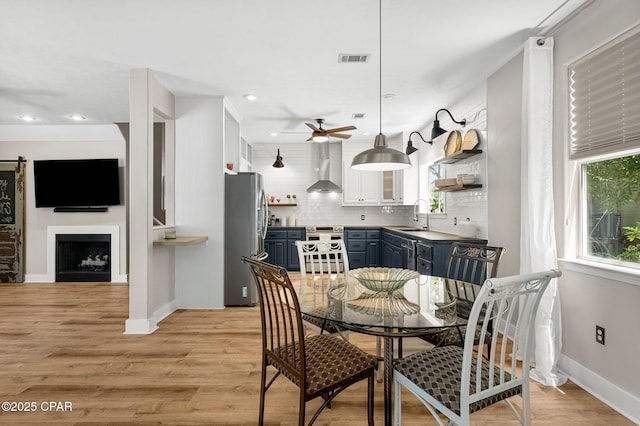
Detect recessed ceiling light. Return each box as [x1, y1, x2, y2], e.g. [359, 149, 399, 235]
[19, 115, 37, 122]
[244, 94, 257, 101]
[69, 114, 86, 121]
[269, 132, 277, 137]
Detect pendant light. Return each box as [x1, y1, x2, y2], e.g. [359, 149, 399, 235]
[272, 149, 284, 168]
[351, 0, 411, 171]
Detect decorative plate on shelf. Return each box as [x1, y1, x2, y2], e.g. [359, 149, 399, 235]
[444, 130, 462, 156]
[462, 129, 480, 150]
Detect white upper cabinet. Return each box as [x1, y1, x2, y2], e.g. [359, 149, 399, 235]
[381, 170, 403, 204]
[342, 161, 381, 205]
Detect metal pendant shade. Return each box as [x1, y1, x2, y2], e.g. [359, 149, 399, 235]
[431, 119, 448, 140]
[350, 0, 411, 172]
[272, 149, 284, 168]
[352, 134, 411, 170]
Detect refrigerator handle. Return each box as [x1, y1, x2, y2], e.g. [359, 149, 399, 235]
[259, 189, 268, 240]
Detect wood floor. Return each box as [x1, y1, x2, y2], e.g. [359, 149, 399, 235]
[0, 282, 633, 425]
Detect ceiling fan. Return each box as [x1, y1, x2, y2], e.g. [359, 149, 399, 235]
[305, 118, 356, 142]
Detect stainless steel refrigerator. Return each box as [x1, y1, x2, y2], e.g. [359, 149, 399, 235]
[224, 172, 268, 306]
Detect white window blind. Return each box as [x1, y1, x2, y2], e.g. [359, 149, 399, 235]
[569, 26, 640, 159]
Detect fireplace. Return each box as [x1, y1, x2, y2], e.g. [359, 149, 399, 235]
[45, 226, 123, 284]
[56, 234, 111, 282]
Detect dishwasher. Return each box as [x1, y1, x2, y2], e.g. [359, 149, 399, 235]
[401, 239, 417, 271]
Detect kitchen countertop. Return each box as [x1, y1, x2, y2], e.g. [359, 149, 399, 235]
[267, 225, 485, 242]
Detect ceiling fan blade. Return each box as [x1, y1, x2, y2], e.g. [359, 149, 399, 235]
[306, 122, 321, 132]
[329, 133, 352, 139]
[326, 125, 357, 133]
[306, 136, 315, 141]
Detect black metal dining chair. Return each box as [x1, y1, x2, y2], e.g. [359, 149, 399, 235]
[242, 256, 377, 426]
[394, 269, 562, 426]
[422, 242, 506, 348]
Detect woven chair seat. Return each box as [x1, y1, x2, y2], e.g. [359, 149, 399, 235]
[394, 345, 521, 415]
[272, 334, 378, 398]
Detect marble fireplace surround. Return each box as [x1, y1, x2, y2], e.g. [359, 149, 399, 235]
[46, 225, 126, 283]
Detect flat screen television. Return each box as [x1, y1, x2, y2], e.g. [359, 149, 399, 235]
[33, 158, 121, 210]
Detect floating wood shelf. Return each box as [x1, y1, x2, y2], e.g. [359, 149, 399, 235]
[153, 236, 208, 246]
[434, 149, 483, 164]
[268, 203, 297, 207]
[434, 184, 483, 192]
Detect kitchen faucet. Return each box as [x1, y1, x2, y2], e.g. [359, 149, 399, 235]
[413, 198, 430, 230]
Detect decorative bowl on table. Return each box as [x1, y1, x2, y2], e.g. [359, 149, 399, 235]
[350, 267, 420, 293]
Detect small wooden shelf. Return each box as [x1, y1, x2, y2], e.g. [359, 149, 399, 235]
[268, 203, 297, 207]
[435, 149, 483, 164]
[153, 236, 208, 246]
[434, 184, 483, 192]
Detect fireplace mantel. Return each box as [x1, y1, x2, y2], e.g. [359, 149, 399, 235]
[45, 225, 126, 283]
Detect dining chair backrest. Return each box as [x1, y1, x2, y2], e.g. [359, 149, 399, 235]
[296, 240, 349, 285]
[445, 242, 505, 285]
[242, 256, 377, 425]
[243, 256, 306, 382]
[393, 268, 562, 426]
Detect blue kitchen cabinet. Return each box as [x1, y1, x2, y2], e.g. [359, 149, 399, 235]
[264, 228, 305, 270]
[345, 228, 380, 269]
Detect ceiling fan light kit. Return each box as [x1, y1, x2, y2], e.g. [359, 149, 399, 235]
[351, 0, 411, 171]
[306, 118, 356, 142]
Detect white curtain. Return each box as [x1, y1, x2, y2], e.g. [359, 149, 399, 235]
[520, 36, 567, 387]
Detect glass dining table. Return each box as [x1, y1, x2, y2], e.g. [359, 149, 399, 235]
[298, 273, 480, 426]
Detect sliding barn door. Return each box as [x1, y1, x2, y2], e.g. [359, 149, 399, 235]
[0, 160, 26, 283]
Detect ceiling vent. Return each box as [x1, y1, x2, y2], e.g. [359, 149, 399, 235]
[352, 113, 366, 119]
[338, 54, 370, 63]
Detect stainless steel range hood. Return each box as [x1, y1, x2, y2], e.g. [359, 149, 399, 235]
[306, 142, 342, 193]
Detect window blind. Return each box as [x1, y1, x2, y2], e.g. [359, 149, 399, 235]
[569, 26, 640, 159]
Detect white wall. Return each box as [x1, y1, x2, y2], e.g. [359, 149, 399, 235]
[0, 125, 127, 282]
[485, 0, 640, 421]
[174, 96, 226, 309]
[487, 54, 523, 277]
[552, 0, 640, 418]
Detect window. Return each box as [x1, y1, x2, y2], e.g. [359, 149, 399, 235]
[427, 164, 445, 213]
[570, 26, 640, 267]
[581, 154, 640, 266]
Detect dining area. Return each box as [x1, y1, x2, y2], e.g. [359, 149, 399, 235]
[242, 240, 562, 425]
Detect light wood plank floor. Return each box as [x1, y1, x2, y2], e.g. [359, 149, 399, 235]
[0, 282, 633, 425]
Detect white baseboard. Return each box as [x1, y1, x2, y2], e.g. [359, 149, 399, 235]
[559, 354, 640, 424]
[123, 299, 177, 335]
[24, 274, 128, 283]
[24, 274, 51, 283]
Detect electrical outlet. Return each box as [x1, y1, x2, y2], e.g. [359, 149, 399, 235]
[361, 214, 365, 221]
[596, 325, 605, 345]
[242, 286, 248, 298]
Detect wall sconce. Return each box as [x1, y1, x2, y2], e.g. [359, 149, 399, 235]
[430, 108, 466, 142]
[272, 149, 284, 168]
[405, 131, 431, 155]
